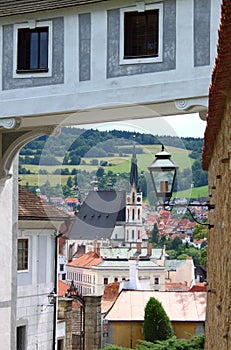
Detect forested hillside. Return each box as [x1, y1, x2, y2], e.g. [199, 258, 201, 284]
[19, 127, 207, 199]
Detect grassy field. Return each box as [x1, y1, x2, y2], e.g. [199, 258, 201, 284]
[21, 145, 193, 175]
[174, 186, 208, 199]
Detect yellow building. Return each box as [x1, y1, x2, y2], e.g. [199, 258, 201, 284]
[104, 290, 206, 349]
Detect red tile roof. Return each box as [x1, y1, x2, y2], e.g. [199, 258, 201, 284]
[58, 280, 69, 297]
[68, 251, 102, 268]
[102, 282, 120, 313]
[203, 0, 231, 169]
[19, 185, 70, 221]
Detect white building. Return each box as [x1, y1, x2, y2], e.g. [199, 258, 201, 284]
[0, 0, 221, 347]
[17, 185, 70, 350]
[66, 250, 166, 295]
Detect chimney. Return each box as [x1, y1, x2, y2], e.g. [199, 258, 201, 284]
[128, 258, 140, 290]
[93, 240, 100, 255]
[136, 242, 142, 254]
[147, 242, 152, 256]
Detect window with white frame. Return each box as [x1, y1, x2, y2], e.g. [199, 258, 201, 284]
[120, 3, 163, 64]
[17, 239, 29, 271]
[14, 20, 52, 77]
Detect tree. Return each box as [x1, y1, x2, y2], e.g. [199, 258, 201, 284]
[150, 222, 160, 245]
[143, 297, 174, 343]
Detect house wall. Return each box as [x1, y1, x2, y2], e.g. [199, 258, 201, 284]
[0, 160, 18, 350]
[17, 228, 55, 350]
[67, 263, 166, 295]
[205, 101, 231, 348]
[0, 0, 221, 122]
[106, 320, 204, 348]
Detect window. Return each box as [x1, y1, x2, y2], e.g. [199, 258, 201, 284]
[120, 4, 163, 64]
[60, 264, 64, 272]
[17, 239, 28, 271]
[114, 277, 118, 282]
[104, 278, 109, 285]
[154, 277, 159, 285]
[17, 326, 26, 350]
[17, 27, 48, 73]
[62, 274, 66, 281]
[14, 21, 52, 78]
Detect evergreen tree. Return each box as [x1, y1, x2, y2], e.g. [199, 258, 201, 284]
[150, 222, 160, 245]
[143, 297, 174, 343]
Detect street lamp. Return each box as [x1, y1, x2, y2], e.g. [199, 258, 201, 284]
[148, 145, 214, 227]
[48, 290, 57, 305]
[148, 145, 178, 201]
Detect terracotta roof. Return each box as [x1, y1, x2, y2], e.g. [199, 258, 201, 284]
[102, 282, 120, 314]
[0, 0, 108, 17]
[190, 283, 206, 292]
[68, 251, 102, 268]
[202, 0, 231, 170]
[18, 185, 70, 221]
[105, 291, 206, 322]
[165, 282, 189, 292]
[58, 280, 69, 297]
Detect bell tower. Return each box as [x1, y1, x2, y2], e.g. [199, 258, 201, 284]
[125, 136, 143, 245]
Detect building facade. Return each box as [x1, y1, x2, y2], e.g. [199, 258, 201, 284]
[17, 185, 70, 350]
[0, 0, 222, 347]
[202, 0, 231, 348]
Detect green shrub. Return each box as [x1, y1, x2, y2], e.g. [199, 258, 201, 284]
[143, 297, 174, 342]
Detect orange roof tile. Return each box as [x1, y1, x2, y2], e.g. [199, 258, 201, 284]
[58, 280, 70, 297]
[19, 185, 70, 221]
[203, 0, 231, 169]
[68, 251, 102, 268]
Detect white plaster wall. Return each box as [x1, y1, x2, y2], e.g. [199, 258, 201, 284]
[0, 0, 221, 122]
[17, 229, 55, 350]
[0, 160, 18, 349]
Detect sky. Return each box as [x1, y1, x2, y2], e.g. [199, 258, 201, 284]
[84, 112, 206, 139]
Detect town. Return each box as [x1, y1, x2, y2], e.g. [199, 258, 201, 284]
[0, 0, 229, 350]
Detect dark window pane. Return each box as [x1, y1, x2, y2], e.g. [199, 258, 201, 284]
[17, 27, 48, 72]
[30, 32, 39, 69]
[40, 31, 48, 69]
[124, 10, 159, 59]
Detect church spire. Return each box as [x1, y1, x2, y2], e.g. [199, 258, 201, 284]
[130, 134, 138, 188]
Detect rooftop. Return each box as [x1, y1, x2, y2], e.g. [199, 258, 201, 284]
[105, 290, 206, 322]
[19, 185, 70, 221]
[203, 0, 231, 169]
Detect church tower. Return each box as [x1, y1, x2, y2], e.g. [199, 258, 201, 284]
[125, 136, 144, 245]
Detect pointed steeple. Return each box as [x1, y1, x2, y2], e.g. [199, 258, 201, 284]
[130, 135, 138, 188]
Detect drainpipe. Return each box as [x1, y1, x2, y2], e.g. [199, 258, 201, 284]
[53, 219, 71, 350]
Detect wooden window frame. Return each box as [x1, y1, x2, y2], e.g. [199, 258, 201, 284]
[120, 4, 163, 65]
[17, 239, 29, 271]
[124, 10, 159, 59]
[13, 21, 52, 78]
[17, 27, 49, 73]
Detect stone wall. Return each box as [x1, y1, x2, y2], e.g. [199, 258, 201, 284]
[205, 100, 231, 349]
[84, 295, 102, 350]
[58, 298, 73, 350]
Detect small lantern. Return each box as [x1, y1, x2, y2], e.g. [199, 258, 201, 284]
[48, 290, 57, 305]
[148, 145, 179, 201]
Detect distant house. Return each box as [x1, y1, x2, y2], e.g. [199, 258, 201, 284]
[104, 290, 206, 349]
[165, 257, 195, 290]
[66, 244, 167, 295]
[17, 186, 70, 350]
